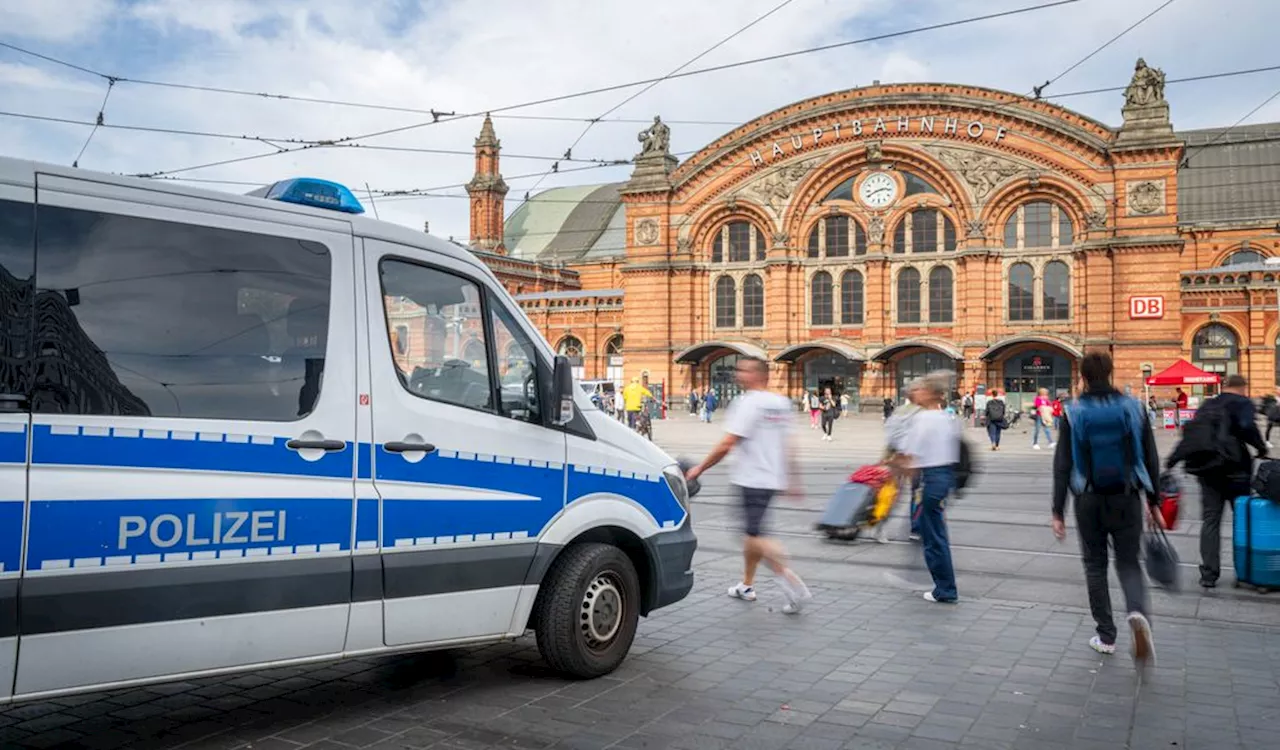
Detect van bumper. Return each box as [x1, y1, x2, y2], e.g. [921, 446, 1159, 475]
[644, 521, 696, 613]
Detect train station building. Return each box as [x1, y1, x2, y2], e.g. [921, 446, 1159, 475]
[467, 59, 1280, 409]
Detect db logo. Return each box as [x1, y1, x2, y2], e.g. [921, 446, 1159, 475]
[1129, 296, 1164, 319]
[359, 394, 370, 406]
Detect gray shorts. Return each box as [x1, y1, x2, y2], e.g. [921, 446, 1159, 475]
[738, 486, 776, 537]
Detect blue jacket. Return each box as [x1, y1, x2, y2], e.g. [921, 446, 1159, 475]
[1053, 387, 1160, 516]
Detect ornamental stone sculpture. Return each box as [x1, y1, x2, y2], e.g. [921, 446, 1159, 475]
[638, 116, 671, 157]
[1116, 58, 1175, 147]
[1124, 58, 1166, 108]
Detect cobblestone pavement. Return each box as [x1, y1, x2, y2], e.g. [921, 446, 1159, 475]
[2, 414, 1277, 749]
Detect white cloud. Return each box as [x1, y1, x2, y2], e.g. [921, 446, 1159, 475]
[2, 0, 1280, 240]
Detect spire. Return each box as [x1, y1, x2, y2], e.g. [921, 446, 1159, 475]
[475, 113, 499, 148]
[467, 113, 508, 253]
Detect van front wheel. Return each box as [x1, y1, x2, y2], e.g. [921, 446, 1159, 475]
[533, 543, 640, 678]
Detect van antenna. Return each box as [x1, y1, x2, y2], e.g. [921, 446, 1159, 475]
[364, 182, 381, 219]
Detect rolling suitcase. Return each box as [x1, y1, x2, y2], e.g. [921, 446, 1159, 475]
[1233, 496, 1280, 593]
[817, 482, 875, 539]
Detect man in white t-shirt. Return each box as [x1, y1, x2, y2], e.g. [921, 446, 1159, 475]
[686, 357, 812, 614]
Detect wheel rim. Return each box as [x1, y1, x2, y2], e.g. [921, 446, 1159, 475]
[580, 571, 625, 650]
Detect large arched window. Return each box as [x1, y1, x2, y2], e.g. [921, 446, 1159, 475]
[841, 270, 864, 325]
[1222, 249, 1264, 266]
[1004, 201, 1075, 249]
[897, 268, 922, 324]
[807, 215, 867, 258]
[893, 209, 956, 254]
[1193, 324, 1239, 379]
[714, 276, 736, 328]
[711, 221, 767, 263]
[556, 336, 584, 364]
[811, 271, 833, 326]
[605, 335, 623, 355]
[742, 274, 764, 328]
[928, 266, 953, 324]
[1008, 263, 1035, 321]
[1043, 261, 1070, 321]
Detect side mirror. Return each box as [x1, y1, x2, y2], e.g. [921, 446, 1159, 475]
[551, 355, 575, 426]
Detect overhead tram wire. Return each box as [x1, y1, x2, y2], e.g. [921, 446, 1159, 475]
[1182, 84, 1280, 166]
[1031, 0, 1178, 99]
[516, 0, 799, 203]
[126, 0, 1078, 178]
[71, 76, 117, 167]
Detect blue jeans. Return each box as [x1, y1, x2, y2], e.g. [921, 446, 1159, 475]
[1032, 418, 1053, 446]
[909, 475, 922, 535]
[919, 465, 958, 601]
[986, 421, 1002, 446]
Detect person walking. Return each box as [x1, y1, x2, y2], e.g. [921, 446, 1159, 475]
[623, 377, 653, 432]
[880, 379, 924, 543]
[1052, 352, 1161, 667]
[702, 387, 718, 423]
[984, 389, 1007, 450]
[840, 391, 850, 418]
[882, 397, 895, 422]
[1166, 374, 1267, 588]
[819, 388, 838, 441]
[898, 372, 960, 602]
[685, 356, 812, 614]
[807, 391, 821, 430]
[1032, 387, 1055, 450]
[1262, 389, 1280, 448]
[688, 388, 699, 416]
[962, 392, 974, 424]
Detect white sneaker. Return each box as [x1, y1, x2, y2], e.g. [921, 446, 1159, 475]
[728, 583, 757, 602]
[1033, 444, 1041, 450]
[872, 525, 889, 544]
[777, 571, 812, 614]
[1128, 612, 1155, 668]
[1049, 441, 1057, 448]
[1269, 442, 1275, 449]
[1089, 636, 1116, 655]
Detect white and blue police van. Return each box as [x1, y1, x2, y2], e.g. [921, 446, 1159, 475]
[0, 156, 696, 702]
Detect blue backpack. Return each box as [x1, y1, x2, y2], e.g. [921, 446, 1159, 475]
[1067, 395, 1152, 496]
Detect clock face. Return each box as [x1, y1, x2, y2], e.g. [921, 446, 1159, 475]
[859, 172, 899, 208]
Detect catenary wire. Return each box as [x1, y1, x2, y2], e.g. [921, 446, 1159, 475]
[130, 1, 1078, 178]
[71, 78, 115, 168]
[516, 0, 799, 202]
[1032, 0, 1178, 98]
[1182, 84, 1280, 166]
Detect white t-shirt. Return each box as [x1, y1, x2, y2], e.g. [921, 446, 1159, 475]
[903, 409, 960, 468]
[724, 389, 794, 491]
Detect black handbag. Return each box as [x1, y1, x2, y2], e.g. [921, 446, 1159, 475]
[1144, 523, 1179, 591]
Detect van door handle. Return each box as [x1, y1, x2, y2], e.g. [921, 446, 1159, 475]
[384, 441, 437, 454]
[286, 438, 346, 452]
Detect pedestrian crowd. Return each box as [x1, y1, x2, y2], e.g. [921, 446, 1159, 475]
[682, 349, 1276, 677]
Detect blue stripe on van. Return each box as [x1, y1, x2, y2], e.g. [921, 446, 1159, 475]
[0, 501, 21, 573]
[31, 425, 354, 480]
[0, 426, 25, 465]
[568, 466, 685, 529]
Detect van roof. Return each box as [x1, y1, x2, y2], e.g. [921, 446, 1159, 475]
[0, 154, 494, 280]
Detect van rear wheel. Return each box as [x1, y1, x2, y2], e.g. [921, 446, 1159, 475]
[533, 543, 640, 679]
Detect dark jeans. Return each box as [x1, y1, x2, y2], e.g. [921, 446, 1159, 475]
[821, 413, 834, 436]
[1198, 478, 1247, 582]
[909, 475, 922, 535]
[1075, 491, 1147, 645]
[919, 465, 958, 601]
[986, 421, 1002, 446]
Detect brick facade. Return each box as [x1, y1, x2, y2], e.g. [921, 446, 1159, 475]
[469, 63, 1280, 408]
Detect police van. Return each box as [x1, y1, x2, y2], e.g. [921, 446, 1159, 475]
[0, 157, 696, 702]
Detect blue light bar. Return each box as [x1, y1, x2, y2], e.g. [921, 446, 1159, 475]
[262, 178, 365, 214]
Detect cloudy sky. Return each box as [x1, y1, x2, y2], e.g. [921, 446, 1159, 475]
[2, 0, 1278, 239]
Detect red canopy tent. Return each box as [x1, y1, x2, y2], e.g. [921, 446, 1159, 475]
[1145, 359, 1221, 386]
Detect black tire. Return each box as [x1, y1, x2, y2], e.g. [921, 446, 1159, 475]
[533, 543, 641, 679]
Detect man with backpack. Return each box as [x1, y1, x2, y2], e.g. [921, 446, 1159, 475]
[1052, 353, 1162, 668]
[1165, 374, 1266, 588]
[984, 390, 1007, 450]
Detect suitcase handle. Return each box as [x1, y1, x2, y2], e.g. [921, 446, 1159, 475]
[1245, 496, 1252, 583]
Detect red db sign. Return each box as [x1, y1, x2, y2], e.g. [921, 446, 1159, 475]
[1130, 296, 1164, 319]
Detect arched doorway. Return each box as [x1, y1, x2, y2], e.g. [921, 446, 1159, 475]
[708, 353, 745, 405]
[1192, 324, 1239, 388]
[1001, 350, 1074, 411]
[774, 341, 865, 409]
[895, 351, 956, 403]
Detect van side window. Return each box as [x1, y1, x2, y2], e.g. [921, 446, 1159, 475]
[489, 297, 541, 423]
[0, 198, 35, 400]
[380, 260, 493, 412]
[32, 205, 332, 420]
